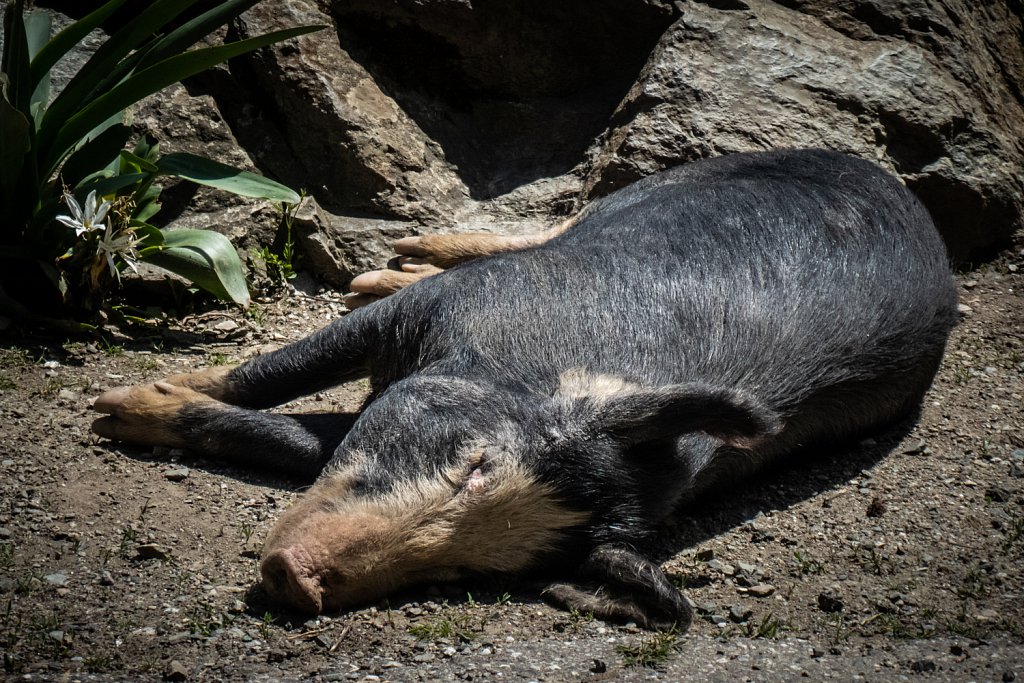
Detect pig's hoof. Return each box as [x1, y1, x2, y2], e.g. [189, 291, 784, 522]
[348, 267, 439, 301]
[162, 365, 236, 402]
[543, 545, 693, 632]
[91, 381, 215, 448]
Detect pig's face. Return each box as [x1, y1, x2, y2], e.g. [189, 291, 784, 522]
[260, 439, 589, 614]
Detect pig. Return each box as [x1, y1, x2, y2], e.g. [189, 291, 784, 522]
[91, 149, 957, 630]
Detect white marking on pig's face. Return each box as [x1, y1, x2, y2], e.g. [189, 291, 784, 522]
[260, 445, 589, 614]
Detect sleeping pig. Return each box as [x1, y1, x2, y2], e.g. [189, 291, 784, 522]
[91, 149, 957, 630]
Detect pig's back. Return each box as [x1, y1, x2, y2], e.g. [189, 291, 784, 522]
[394, 149, 957, 417]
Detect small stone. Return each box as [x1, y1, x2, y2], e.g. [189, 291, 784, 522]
[412, 653, 436, 663]
[695, 548, 715, 561]
[314, 634, 333, 648]
[135, 543, 172, 561]
[164, 660, 189, 681]
[735, 561, 757, 575]
[44, 572, 67, 587]
[708, 614, 728, 626]
[707, 559, 736, 575]
[213, 319, 239, 332]
[817, 592, 844, 613]
[591, 659, 607, 674]
[696, 602, 717, 615]
[47, 630, 65, 644]
[866, 496, 886, 517]
[1003, 671, 1016, 682]
[910, 659, 936, 673]
[0, 527, 12, 540]
[728, 605, 753, 623]
[99, 571, 115, 586]
[957, 303, 973, 315]
[163, 468, 190, 482]
[901, 439, 927, 455]
[746, 584, 776, 597]
[962, 279, 978, 289]
[57, 388, 78, 401]
[811, 647, 825, 658]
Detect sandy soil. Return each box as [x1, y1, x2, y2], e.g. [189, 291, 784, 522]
[1, 248, 1022, 682]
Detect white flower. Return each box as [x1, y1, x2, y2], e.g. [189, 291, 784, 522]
[56, 190, 112, 237]
[96, 222, 143, 281]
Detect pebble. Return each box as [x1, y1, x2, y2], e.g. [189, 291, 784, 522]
[957, 303, 973, 315]
[0, 527, 12, 539]
[911, 659, 936, 673]
[48, 630, 65, 643]
[163, 467, 190, 482]
[164, 660, 189, 681]
[817, 592, 844, 613]
[729, 605, 753, 623]
[135, 543, 172, 561]
[44, 572, 67, 586]
[413, 653, 436, 663]
[901, 439, 927, 455]
[57, 388, 78, 401]
[746, 584, 776, 597]
[707, 559, 735, 575]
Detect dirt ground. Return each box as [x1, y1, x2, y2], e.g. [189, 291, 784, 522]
[1, 246, 1022, 682]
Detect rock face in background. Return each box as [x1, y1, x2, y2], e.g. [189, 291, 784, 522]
[43, 0, 1024, 281]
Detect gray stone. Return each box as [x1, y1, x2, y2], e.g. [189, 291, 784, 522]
[163, 468, 190, 482]
[44, 572, 67, 587]
[746, 584, 776, 597]
[164, 660, 189, 681]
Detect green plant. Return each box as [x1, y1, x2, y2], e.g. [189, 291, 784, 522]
[0, 542, 13, 568]
[616, 631, 681, 668]
[258, 611, 276, 640]
[747, 612, 788, 639]
[793, 550, 824, 575]
[238, 521, 255, 545]
[407, 604, 480, 642]
[208, 352, 230, 366]
[0, 0, 320, 324]
[258, 194, 304, 284]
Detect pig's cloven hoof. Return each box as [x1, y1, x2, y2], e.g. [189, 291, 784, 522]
[345, 261, 443, 309]
[91, 381, 216, 448]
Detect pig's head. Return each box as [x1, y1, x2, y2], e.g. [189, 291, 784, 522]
[260, 371, 780, 630]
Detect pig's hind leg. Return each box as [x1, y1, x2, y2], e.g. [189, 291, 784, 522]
[92, 381, 350, 478]
[346, 219, 575, 307]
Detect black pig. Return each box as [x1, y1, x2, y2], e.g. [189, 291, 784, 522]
[92, 149, 957, 630]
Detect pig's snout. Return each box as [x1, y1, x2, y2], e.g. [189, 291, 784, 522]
[261, 546, 325, 614]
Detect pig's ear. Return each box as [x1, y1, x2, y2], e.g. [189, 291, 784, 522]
[582, 383, 781, 448]
[543, 544, 691, 631]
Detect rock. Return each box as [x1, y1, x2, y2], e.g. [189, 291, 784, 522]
[707, 559, 736, 575]
[911, 659, 936, 673]
[47, 630, 65, 644]
[135, 543, 172, 561]
[901, 439, 927, 455]
[163, 468, 190, 482]
[99, 571, 115, 586]
[695, 548, 715, 561]
[585, 1, 1024, 263]
[164, 660, 189, 681]
[44, 572, 67, 587]
[958, 303, 974, 315]
[728, 605, 753, 623]
[746, 584, 776, 597]
[0, 527, 12, 539]
[817, 592, 845, 613]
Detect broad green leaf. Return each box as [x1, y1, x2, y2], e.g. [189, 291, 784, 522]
[24, 9, 50, 122]
[38, 0, 202, 155]
[28, 0, 128, 93]
[43, 25, 322, 177]
[143, 229, 250, 306]
[129, 221, 164, 250]
[158, 152, 301, 204]
[2, 0, 32, 114]
[119, 149, 159, 174]
[0, 92, 31, 211]
[135, 0, 264, 72]
[77, 171, 147, 198]
[132, 134, 160, 165]
[60, 122, 131, 189]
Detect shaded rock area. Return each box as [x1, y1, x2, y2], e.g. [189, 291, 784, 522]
[218, 0, 1023, 279]
[35, 0, 1024, 275]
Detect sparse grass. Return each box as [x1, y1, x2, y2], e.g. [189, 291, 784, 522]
[186, 600, 224, 636]
[747, 612, 788, 639]
[258, 611, 276, 640]
[616, 630, 681, 668]
[40, 376, 68, 397]
[133, 355, 160, 372]
[0, 544, 12, 569]
[0, 348, 33, 368]
[793, 550, 824, 575]
[495, 592, 512, 605]
[956, 564, 989, 599]
[246, 303, 268, 327]
[118, 526, 138, 558]
[239, 522, 255, 545]
[408, 603, 480, 642]
[100, 340, 125, 357]
[208, 352, 230, 366]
